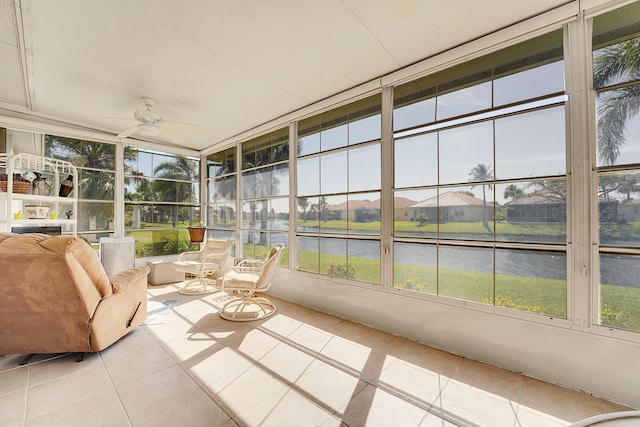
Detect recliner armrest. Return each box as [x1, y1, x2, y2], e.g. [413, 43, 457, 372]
[110, 265, 151, 293]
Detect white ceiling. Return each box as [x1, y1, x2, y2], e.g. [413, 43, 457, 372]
[1, 0, 572, 153]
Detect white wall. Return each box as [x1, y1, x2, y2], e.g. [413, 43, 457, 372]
[269, 268, 640, 409]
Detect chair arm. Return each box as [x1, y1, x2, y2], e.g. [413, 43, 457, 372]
[110, 265, 151, 294]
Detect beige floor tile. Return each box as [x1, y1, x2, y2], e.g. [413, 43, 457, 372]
[191, 311, 257, 347]
[28, 352, 103, 386]
[375, 356, 450, 408]
[518, 376, 611, 424]
[217, 365, 290, 424]
[517, 404, 573, 427]
[0, 354, 27, 373]
[0, 389, 27, 427]
[0, 365, 28, 396]
[339, 383, 428, 427]
[437, 377, 519, 427]
[287, 324, 334, 353]
[258, 341, 316, 383]
[418, 412, 459, 427]
[116, 365, 230, 426]
[451, 358, 524, 400]
[236, 329, 282, 361]
[26, 389, 129, 427]
[143, 312, 202, 344]
[258, 389, 338, 427]
[189, 346, 254, 395]
[259, 312, 304, 338]
[395, 342, 463, 378]
[161, 329, 225, 365]
[295, 359, 367, 413]
[26, 361, 116, 420]
[100, 328, 177, 385]
[319, 334, 374, 375]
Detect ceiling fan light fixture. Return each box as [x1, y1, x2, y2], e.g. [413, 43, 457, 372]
[138, 123, 160, 136]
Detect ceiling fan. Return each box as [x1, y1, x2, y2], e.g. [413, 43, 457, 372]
[116, 97, 201, 144]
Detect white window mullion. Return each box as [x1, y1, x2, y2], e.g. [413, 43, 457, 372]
[565, 14, 594, 329]
[381, 86, 394, 288]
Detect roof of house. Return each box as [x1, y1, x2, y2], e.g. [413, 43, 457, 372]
[411, 191, 490, 208]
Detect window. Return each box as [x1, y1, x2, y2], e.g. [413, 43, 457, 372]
[593, 2, 640, 333]
[44, 135, 116, 244]
[124, 147, 200, 256]
[241, 128, 289, 265]
[206, 147, 237, 242]
[297, 95, 382, 283]
[393, 30, 568, 317]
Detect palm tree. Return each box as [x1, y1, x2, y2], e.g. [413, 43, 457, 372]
[593, 38, 640, 165]
[468, 164, 494, 230]
[503, 184, 524, 201]
[153, 155, 199, 226]
[298, 197, 309, 221]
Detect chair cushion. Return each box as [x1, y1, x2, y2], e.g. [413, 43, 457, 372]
[223, 271, 259, 289]
[173, 260, 219, 274]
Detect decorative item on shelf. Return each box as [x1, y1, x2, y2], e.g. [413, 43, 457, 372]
[23, 171, 37, 182]
[25, 205, 50, 219]
[0, 173, 31, 194]
[65, 210, 73, 219]
[49, 212, 58, 220]
[13, 211, 24, 220]
[31, 173, 51, 196]
[59, 174, 74, 197]
[187, 225, 206, 243]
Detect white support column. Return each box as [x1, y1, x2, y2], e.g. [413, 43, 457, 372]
[115, 143, 125, 238]
[288, 121, 298, 270]
[380, 86, 394, 288]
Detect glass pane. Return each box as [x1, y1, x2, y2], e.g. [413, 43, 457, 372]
[256, 167, 273, 198]
[394, 133, 438, 188]
[125, 204, 149, 229]
[394, 242, 437, 294]
[127, 230, 152, 257]
[212, 175, 236, 202]
[438, 245, 493, 304]
[321, 151, 347, 194]
[439, 121, 493, 185]
[243, 232, 288, 267]
[598, 172, 640, 247]
[297, 157, 319, 196]
[79, 170, 114, 200]
[321, 237, 347, 278]
[125, 176, 153, 201]
[154, 180, 177, 202]
[153, 205, 178, 228]
[298, 236, 319, 273]
[272, 163, 289, 196]
[208, 203, 235, 229]
[348, 192, 380, 235]
[349, 114, 381, 145]
[393, 97, 436, 131]
[131, 150, 153, 177]
[77, 201, 114, 233]
[596, 89, 640, 166]
[495, 249, 566, 317]
[242, 200, 268, 230]
[152, 154, 175, 178]
[395, 188, 437, 238]
[495, 107, 566, 180]
[599, 253, 640, 332]
[176, 181, 198, 203]
[321, 195, 347, 233]
[299, 132, 320, 157]
[269, 198, 289, 231]
[593, 36, 640, 90]
[494, 61, 564, 106]
[349, 144, 380, 192]
[497, 180, 567, 244]
[242, 170, 256, 199]
[438, 186, 495, 241]
[348, 239, 380, 284]
[298, 196, 319, 231]
[437, 81, 492, 121]
[207, 148, 235, 176]
[321, 124, 348, 151]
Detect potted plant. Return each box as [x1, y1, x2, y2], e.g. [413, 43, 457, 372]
[187, 223, 206, 243]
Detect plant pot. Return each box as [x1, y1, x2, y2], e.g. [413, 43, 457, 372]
[187, 227, 206, 243]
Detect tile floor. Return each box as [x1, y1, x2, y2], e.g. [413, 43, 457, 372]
[0, 281, 633, 427]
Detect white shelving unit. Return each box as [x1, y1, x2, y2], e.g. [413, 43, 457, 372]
[0, 153, 78, 235]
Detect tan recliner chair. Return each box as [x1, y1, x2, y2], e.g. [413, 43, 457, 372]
[0, 233, 149, 358]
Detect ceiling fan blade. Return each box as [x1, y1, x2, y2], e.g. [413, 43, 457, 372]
[117, 126, 138, 138]
[391, 0, 419, 19]
[161, 121, 202, 132]
[159, 127, 185, 144]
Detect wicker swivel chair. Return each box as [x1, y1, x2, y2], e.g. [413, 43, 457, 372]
[219, 244, 283, 321]
[172, 239, 233, 295]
